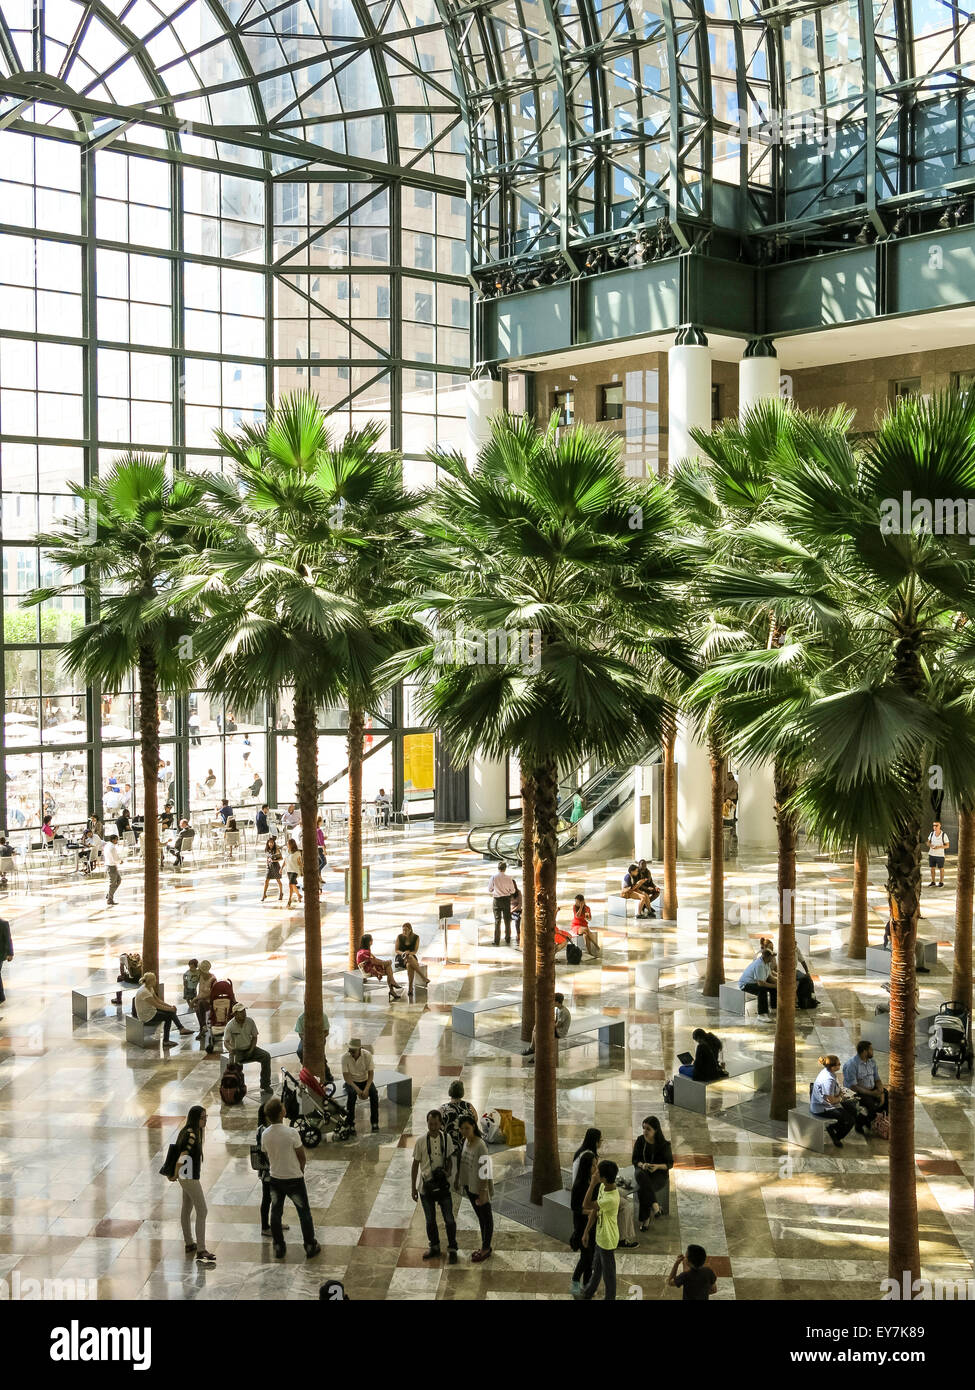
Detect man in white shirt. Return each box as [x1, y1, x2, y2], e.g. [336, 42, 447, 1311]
[224, 1003, 272, 1092]
[342, 1037, 380, 1133]
[927, 820, 949, 887]
[102, 833, 122, 906]
[410, 1110, 458, 1262]
[375, 787, 391, 827]
[487, 859, 518, 946]
[133, 971, 192, 1046]
[260, 1096, 321, 1259]
[281, 804, 300, 830]
[523, 992, 572, 1060]
[737, 949, 777, 1019]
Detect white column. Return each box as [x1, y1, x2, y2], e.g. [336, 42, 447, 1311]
[469, 752, 508, 824]
[465, 376, 504, 467]
[736, 338, 780, 853]
[676, 719, 711, 860]
[667, 330, 711, 468]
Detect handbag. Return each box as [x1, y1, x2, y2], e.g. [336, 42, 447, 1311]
[250, 1142, 269, 1174]
[872, 1113, 890, 1140]
[159, 1142, 181, 1182]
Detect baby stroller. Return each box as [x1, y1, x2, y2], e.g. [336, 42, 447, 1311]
[203, 979, 237, 1055]
[280, 1067, 353, 1147]
[929, 1001, 974, 1078]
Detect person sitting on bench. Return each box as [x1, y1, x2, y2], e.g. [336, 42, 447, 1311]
[737, 948, 777, 1019]
[796, 946, 819, 1009]
[224, 1003, 272, 1093]
[356, 934, 404, 1001]
[630, 1114, 673, 1229]
[562, 894, 600, 957]
[811, 1054, 864, 1148]
[842, 1040, 888, 1130]
[678, 1028, 727, 1082]
[342, 1037, 380, 1133]
[620, 863, 658, 918]
[133, 973, 192, 1046]
[523, 992, 571, 1060]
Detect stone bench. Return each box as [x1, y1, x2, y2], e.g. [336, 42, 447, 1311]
[541, 1164, 667, 1242]
[451, 994, 521, 1038]
[788, 1107, 830, 1153]
[718, 982, 758, 1016]
[795, 924, 840, 955]
[608, 894, 658, 919]
[866, 941, 938, 975]
[563, 1015, 625, 1049]
[72, 977, 139, 1020]
[635, 952, 707, 991]
[673, 1051, 772, 1115]
[124, 1006, 194, 1049]
[338, 1068, 412, 1108]
[343, 969, 391, 1001]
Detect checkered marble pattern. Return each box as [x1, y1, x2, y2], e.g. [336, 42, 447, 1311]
[0, 825, 970, 1301]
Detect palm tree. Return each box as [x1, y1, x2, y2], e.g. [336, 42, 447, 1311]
[519, 764, 537, 1043]
[661, 717, 678, 920]
[25, 456, 206, 978]
[848, 837, 871, 959]
[952, 805, 974, 1012]
[403, 414, 690, 1201]
[183, 397, 419, 1075]
[701, 392, 975, 1285]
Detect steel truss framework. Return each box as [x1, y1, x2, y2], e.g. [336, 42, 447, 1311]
[434, 0, 975, 267]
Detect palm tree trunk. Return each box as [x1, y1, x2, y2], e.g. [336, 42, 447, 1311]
[137, 645, 160, 980]
[952, 805, 974, 1013]
[887, 833, 921, 1286]
[703, 734, 725, 996]
[769, 765, 797, 1122]
[848, 837, 870, 959]
[294, 687, 324, 1080]
[347, 706, 364, 970]
[530, 757, 562, 1203]
[520, 767, 537, 1043]
[662, 718, 678, 921]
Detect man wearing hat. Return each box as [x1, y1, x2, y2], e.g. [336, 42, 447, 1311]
[224, 1002, 272, 1093]
[341, 1037, 380, 1133]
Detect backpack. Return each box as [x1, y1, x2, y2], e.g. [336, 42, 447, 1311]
[118, 951, 142, 984]
[662, 1080, 675, 1105]
[220, 1062, 247, 1106]
[566, 942, 583, 965]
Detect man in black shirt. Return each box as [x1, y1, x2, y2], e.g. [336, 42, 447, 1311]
[668, 1245, 717, 1300]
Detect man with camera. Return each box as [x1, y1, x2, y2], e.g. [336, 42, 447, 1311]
[410, 1109, 458, 1264]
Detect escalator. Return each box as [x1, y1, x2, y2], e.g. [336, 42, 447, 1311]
[466, 747, 659, 865]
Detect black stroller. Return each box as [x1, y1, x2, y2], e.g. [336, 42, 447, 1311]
[929, 1001, 974, 1078]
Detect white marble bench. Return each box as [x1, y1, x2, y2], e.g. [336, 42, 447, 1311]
[635, 952, 706, 991]
[787, 1107, 830, 1153]
[673, 1050, 772, 1114]
[866, 941, 938, 975]
[564, 1014, 625, 1048]
[124, 1006, 194, 1049]
[451, 994, 521, 1037]
[718, 982, 758, 1016]
[72, 976, 138, 1020]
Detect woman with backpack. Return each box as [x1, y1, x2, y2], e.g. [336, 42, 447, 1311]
[569, 1128, 601, 1295]
[172, 1106, 216, 1267]
[261, 834, 283, 903]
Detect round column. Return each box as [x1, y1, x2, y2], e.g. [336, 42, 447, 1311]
[676, 718, 711, 860]
[736, 337, 779, 852]
[465, 375, 504, 467]
[667, 327, 711, 468]
[469, 753, 508, 825]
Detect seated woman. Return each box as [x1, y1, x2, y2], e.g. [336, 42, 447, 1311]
[630, 1115, 674, 1229]
[810, 1054, 863, 1148]
[678, 1028, 727, 1082]
[634, 859, 659, 900]
[563, 894, 600, 957]
[356, 934, 404, 1002]
[620, 864, 658, 918]
[394, 922, 429, 999]
[795, 947, 819, 1009]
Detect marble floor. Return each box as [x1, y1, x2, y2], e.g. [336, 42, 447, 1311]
[0, 824, 971, 1301]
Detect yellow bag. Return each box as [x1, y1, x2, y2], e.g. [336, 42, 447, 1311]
[506, 1116, 527, 1147]
[496, 1107, 514, 1142]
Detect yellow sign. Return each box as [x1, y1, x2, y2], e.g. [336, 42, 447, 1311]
[403, 732, 434, 793]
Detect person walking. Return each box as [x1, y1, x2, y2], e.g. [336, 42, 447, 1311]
[487, 859, 518, 946]
[255, 1100, 289, 1240]
[569, 1128, 601, 1295]
[440, 1080, 477, 1159]
[341, 1037, 380, 1133]
[261, 834, 283, 903]
[173, 1105, 216, 1267]
[102, 833, 122, 907]
[577, 1160, 620, 1301]
[0, 916, 12, 1003]
[411, 1109, 458, 1263]
[927, 819, 949, 887]
[631, 1115, 674, 1228]
[569, 790, 585, 844]
[259, 1096, 321, 1259]
[455, 1115, 493, 1262]
[284, 838, 303, 907]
